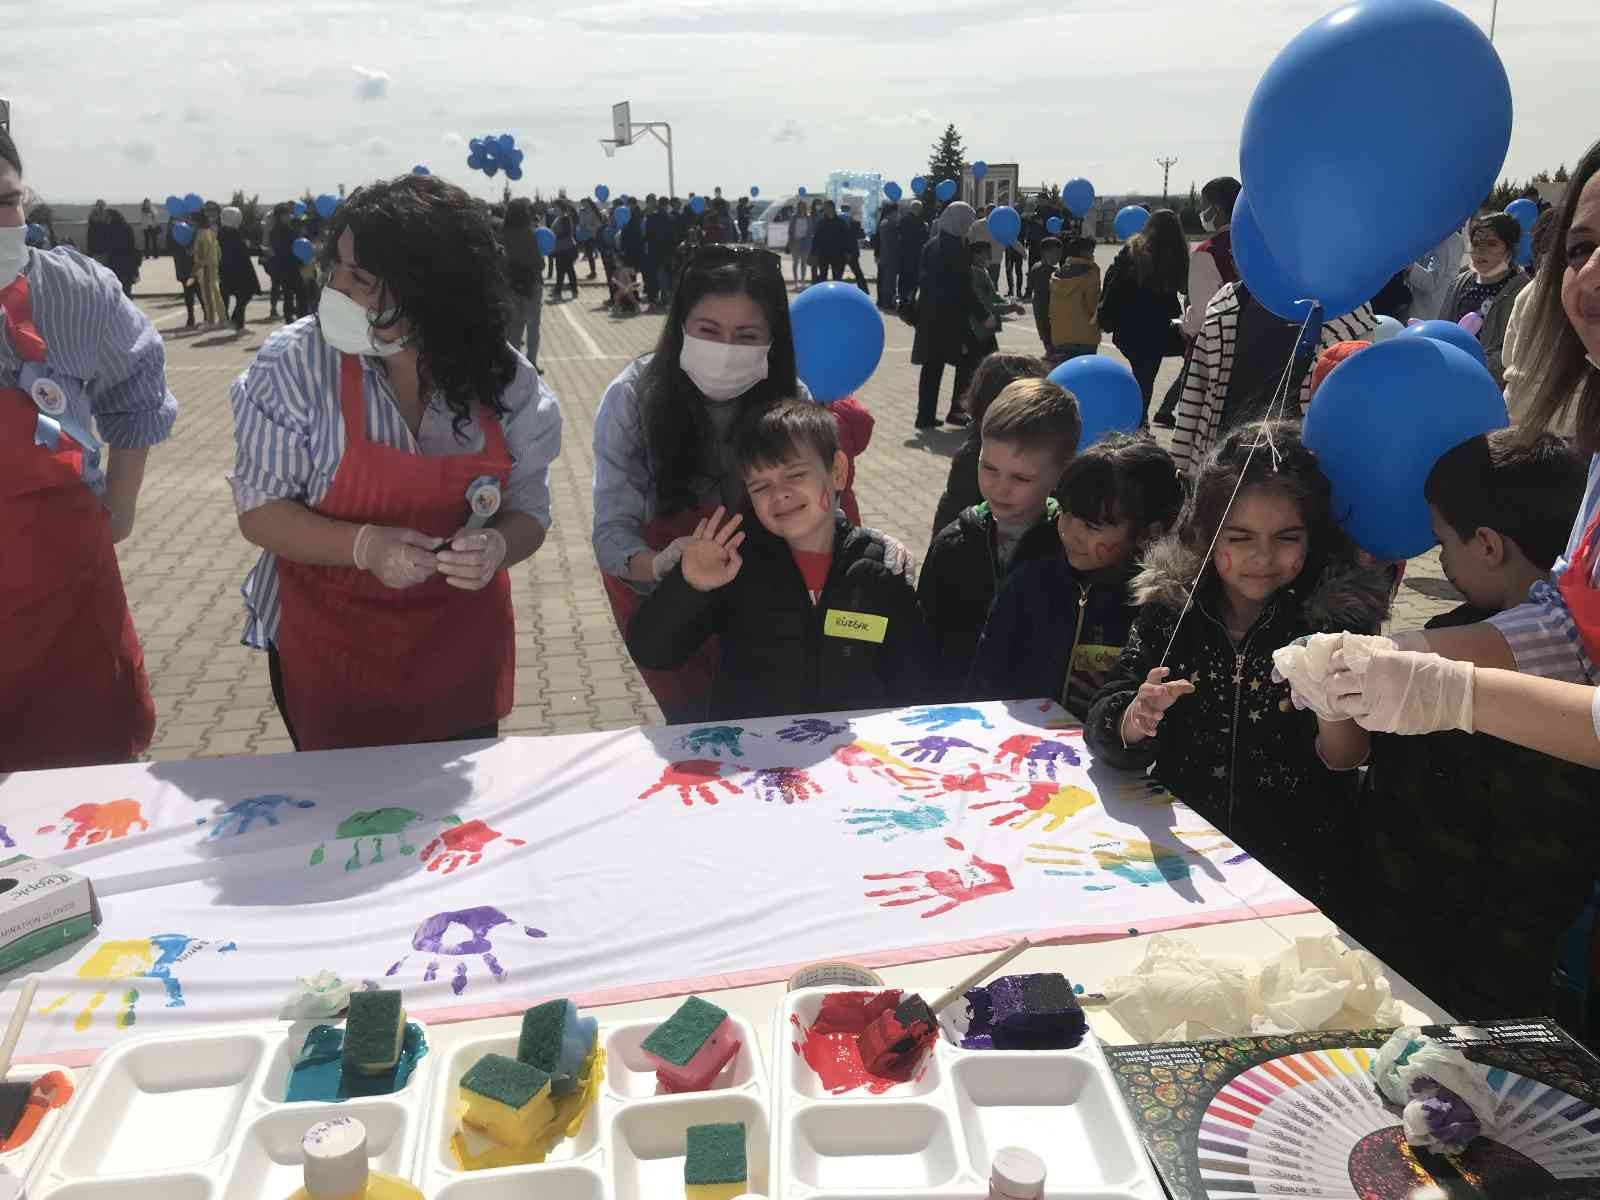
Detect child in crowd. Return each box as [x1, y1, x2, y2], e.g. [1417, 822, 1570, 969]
[626, 401, 930, 719]
[1027, 237, 1062, 356]
[969, 241, 1024, 361]
[919, 379, 1082, 698]
[970, 435, 1182, 719]
[928, 355, 1048, 543]
[1048, 236, 1101, 362]
[1351, 430, 1600, 1028]
[1085, 422, 1390, 918]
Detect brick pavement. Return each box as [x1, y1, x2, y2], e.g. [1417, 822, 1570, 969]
[122, 251, 1457, 759]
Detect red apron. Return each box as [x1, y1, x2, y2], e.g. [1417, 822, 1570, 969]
[1558, 501, 1600, 667]
[274, 353, 515, 751]
[0, 276, 155, 770]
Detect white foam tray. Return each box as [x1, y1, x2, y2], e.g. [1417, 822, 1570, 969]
[772, 987, 1164, 1200]
[0, 1063, 79, 1184]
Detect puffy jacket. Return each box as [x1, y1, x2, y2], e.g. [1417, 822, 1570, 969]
[929, 429, 982, 545]
[917, 500, 1062, 700]
[1438, 267, 1531, 388]
[627, 516, 933, 720]
[1049, 259, 1101, 348]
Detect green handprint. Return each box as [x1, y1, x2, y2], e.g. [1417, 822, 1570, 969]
[842, 802, 949, 842]
[310, 808, 461, 870]
[679, 725, 759, 758]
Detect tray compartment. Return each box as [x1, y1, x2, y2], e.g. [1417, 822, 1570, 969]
[789, 1102, 960, 1189]
[611, 1090, 770, 1200]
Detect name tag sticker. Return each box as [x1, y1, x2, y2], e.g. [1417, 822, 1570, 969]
[1071, 644, 1121, 674]
[824, 609, 888, 644]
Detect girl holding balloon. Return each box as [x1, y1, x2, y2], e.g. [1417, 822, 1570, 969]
[1438, 212, 1530, 388]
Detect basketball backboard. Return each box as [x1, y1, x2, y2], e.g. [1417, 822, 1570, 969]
[612, 101, 632, 148]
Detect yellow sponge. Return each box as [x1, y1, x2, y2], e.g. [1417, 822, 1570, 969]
[459, 1053, 554, 1148]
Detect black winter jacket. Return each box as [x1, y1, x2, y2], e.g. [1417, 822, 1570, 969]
[929, 429, 982, 545]
[812, 214, 853, 261]
[627, 516, 933, 720]
[1098, 245, 1180, 359]
[1084, 536, 1391, 916]
[918, 501, 1062, 701]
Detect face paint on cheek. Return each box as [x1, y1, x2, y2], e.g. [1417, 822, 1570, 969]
[1215, 551, 1233, 577]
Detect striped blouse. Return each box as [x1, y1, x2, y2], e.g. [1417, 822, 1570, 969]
[0, 247, 178, 495]
[229, 317, 564, 649]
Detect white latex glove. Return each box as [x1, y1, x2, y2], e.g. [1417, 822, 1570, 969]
[882, 534, 916, 582]
[436, 526, 509, 591]
[1271, 633, 1396, 720]
[353, 524, 443, 589]
[651, 536, 696, 583]
[1326, 646, 1476, 734]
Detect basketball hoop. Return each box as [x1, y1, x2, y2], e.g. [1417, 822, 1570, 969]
[599, 139, 618, 159]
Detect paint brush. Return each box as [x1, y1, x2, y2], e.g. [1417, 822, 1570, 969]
[0, 979, 38, 1140]
[930, 936, 1034, 1014]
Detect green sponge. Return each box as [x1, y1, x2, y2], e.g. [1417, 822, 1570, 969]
[685, 1121, 747, 1185]
[460, 1053, 551, 1108]
[342, 990, 405, 1076]
[517, 999, 568, 1073]
[641, 996, 727, 1067]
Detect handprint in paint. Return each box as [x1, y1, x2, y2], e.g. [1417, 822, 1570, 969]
[971, 781, 1097, 833]
[776, 717, 851, 745]
[831, 740, 934, 790]
[39, 934, 237, 1033]
[310, 807, 456, 870]
[639, 759, 743, 806]
[1026, 834, 1200, 886]
[0, 826, 12, 849]
[892, 736, 982, 764]
[37, 799, 148, 849]
[930, 764, 1012, 794]
[863, 837, 1014, 918]
[420, 819, 526, 874]
[679, 725, 758, 758]
[993, 734, 1082, 779]
[747, 767, 822, 805]
[842, 802, 949, 842]
[899, 705, 995, 733]
[195, 794, 316, 839]
[386, 906, 547, 996]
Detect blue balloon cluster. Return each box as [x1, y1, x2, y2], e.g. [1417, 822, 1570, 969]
[791, 282, 885, 403]
[24, 223, 46, 247]
[1047, 356, 1143, 449]
[1113, 205, 1148, 241]
[535, 227, 556, 255]
[910, 177, 927, 197]
[468, 133, 525, 182]
[987, 206, 1020, 247]
[292, 237, 315, 264]
[883, 181, 902, 203]
[1063, 178, 1095, 218]
[171, 221, 195, 248]
[165, 192, 204, 217]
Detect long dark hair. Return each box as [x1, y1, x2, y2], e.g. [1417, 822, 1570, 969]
[1128, 209, 1189, 293]
[1518, 137, 1600, 454]
[637, 246, 798, 511]
[319, 174, 515, 439]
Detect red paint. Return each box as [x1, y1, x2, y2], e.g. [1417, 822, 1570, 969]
[0, 1071, 73, 1152]
[795, 990, 932, 1095]
[421, 818, 523, 874]
[864, 838, 1015, 918]
[1215, 550, 1233, 577]
[944, 836, 963, 851]
[993, 734, 1043, 774]
[935, 765, 1010, 794]
[638, 759, 743, 806]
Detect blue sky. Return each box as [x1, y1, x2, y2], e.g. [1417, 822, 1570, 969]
[11, 0, 1598, 205]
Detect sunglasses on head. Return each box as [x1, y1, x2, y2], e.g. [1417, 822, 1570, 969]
[691, 243, 782, 273]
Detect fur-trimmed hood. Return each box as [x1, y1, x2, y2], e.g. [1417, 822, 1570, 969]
[1130, 532, 1392, 634]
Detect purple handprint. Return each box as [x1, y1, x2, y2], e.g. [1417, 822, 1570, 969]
[748, 766, 822, 805]
[386, 905, 547, 996]
[994, 733, 1082, 779]
[776, 717, 851, 745]
[893, 736, 982, 764]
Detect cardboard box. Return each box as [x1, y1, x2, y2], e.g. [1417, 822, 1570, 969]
[0, 856, 101, 974]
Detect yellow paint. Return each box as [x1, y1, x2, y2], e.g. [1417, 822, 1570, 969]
[1010, 785, 1096, 832]
[460, 1077, 554, 1148]
[823, 609, 888, 643]
[853, 740, 923, 776]
[39, 940, 156, 1033]
[451, 1046, 606, 1172]
[686, 1184, 745, 1200]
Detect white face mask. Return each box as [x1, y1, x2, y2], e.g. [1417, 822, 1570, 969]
[0, 225, 28, 290]
[317, 287, 406, 357]
[679, 330, 770, 401]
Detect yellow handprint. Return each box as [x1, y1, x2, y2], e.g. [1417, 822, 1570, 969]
[971, 782, 1096, 833]
[38, 934, 236, 1033]
[1026, 833, 1209, 886]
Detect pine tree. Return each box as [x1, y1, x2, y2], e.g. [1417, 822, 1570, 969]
[1555, 163, 1570, 183]
[1180, 182, 1202, 235]
[925, 124, 967, 208]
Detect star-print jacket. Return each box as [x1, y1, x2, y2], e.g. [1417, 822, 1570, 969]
[1084, 534, 1391, 916]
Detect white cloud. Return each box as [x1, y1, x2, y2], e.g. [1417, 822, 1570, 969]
[441, 132, 466, 148]
[353, 66, 392, 101]
[121, 141, 157, 166]
[770, 119, 805, 145]
[366, 137, 392, 158]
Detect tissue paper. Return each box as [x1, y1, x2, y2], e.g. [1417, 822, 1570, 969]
[1371, 1027, 1499, 1156]
[279, 969, 356, 1019]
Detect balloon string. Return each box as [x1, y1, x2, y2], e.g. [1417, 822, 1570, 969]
[1155, 301, 1322, 670]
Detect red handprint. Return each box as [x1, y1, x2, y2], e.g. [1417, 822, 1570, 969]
[993, 734, 1043, 774]
[863, 837, 1014, 918]
[993, 733, 1082, 779]
[640, 759, 744, 806]
[421, 819, 526, 874]
[934, 764, 1012, 794]
[971, 781, 1096, 832]
[748, 767, 822, 805]
[832, 740, 935, 790]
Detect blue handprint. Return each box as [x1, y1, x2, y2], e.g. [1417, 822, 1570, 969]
[776, 717, 851, 745]
[901, 705, 994, 733]
[679, 725, 759, 758]
[748, 766, 821, 805]
[843, 803, 949, 841]
[893, 736, 982, 764]
[195, 794, 316, 839]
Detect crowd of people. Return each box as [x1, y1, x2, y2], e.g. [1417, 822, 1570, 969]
[5, 116, 1600, 1040]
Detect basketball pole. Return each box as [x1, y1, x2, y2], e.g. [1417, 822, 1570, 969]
[631, 122, 675, 200]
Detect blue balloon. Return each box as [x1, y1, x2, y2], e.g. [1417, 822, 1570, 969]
[184, 193, 203, 212]
[164, 194, 183, 215]
[497, 133, 515, 154]
[467, 153, 484, 171]
[987, 206, 1021, 247]
[935, 179, 957, 203]
[910, 176, 927, 196]
[485, 162, 500, 178]
[1305, 336, 1507, 559]
[690, 195, 706, 214]
[292, 237, 315, 264]
[798, 186, 808, 197]
[171, 221, 194, 248]
[1504, 197, 1539, 232]
[412, 164, 430, 175]
[1396, 318, 1488, 367]
[595, 184, 610, 202]
[535, 227, 556, 255]
[292, 201, 307, 218]
[24, 223, 46, 247]
[469, 138, 485, 154]
[615, 206, 631, 227]
[791, 282, 886, 403]
[1232, 192, 1371, 321]
[1063, 178, 1095, 218]
[1047, 356, 1143, 449]
[506, 163, 524, 182]
[1241, 0, 1510, 314]
[883, 181, 902, 202]
[972, 160, 988, 180]
[1045, 216, 1063, 235]
[751, 186, 760, 197]
[1113, 205, 1149, 241]
[315, 194, 337, 220]
[1514, 229, 1534, 268]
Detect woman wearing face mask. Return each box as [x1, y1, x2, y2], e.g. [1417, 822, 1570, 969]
[1439, 212, 1531, 388]
[0, 129, 177, 771]
[593, 243, 809, 720]
[229, 174, 563, 752]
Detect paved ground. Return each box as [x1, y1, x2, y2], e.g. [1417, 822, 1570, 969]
[119, 248, 1457, 760]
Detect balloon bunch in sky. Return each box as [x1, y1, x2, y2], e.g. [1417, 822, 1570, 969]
[468, 133, 525, 181]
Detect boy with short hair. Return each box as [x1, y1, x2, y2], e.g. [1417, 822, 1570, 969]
[1027, 238, 1062, 356]
[626, 401, 931, 720]
[1352, 429, 1600, 1029]
[918, 379, 1082, 698]
[1049, 236, 1101, 362]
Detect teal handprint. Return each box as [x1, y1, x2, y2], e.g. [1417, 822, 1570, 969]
[679, 725, 758, 757]
[843, 802, 949, 842]
[195, 794, 315, 839]
[310, 808, 461, 870]
[901, 705, 995, 732]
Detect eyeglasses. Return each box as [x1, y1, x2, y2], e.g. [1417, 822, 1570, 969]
[691, 243, 782, 273]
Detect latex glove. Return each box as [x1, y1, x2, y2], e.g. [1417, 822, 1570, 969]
[436, 526, 508, 591]
[1326, 647, 1475, 735]
[353, 524, 443, 589]
[651, 535, 696, 584]
[882, 534, 916, 582]
[1271, 633, 1396, 720]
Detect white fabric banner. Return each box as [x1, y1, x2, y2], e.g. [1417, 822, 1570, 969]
[0, 701, 1309, 1062]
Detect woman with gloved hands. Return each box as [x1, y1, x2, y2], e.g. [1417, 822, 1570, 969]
[229, 173, 562, 751]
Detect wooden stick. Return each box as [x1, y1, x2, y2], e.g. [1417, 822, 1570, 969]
[0, 979, 38, 1079]
[930, 937, 1032, 1013]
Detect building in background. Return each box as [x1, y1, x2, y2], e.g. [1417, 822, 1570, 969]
[963, 163, 1019, 210]
[826, 169, 883, 235]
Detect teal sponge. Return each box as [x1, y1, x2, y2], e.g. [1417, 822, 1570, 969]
[641, 996, 727, 1068]
[461, 1053, 550, 1108]
[517, 999, 568, 1073]
[342, 990, 405, 1076]
[685, 1121, 747, 1186]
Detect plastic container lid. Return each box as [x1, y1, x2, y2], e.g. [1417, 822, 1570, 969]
[990, 1146, 1047, 1199]
[303, 1116, 370, 1198]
